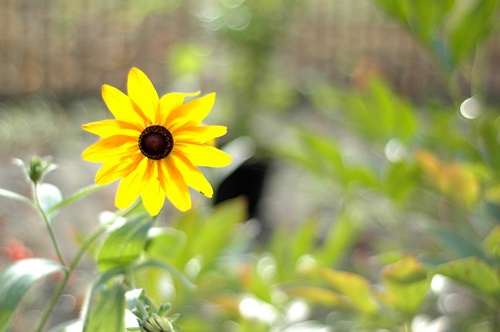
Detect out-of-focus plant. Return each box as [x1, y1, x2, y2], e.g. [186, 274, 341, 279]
[273, 0, 500, 330]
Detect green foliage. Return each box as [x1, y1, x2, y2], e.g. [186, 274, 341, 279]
[374, 0, 499, 70]
[320, 268, 378, 315]
[435, 257, 500, 305]
[381, 256, 430, 316]
[97, 215, 153, 272]
[483, 226, 500, 260]
[429, 228, 489, 261]
[0, 259, 66, 331]
[84, 281, 126, 332]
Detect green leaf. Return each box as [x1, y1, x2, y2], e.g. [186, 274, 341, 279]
[0, 188, 33, 207]
[145, 227, 187, 262]
[282, 286, 345, 306]
[97, 215, 153, 272]
[290, 130, 378, 189]
[82, 268, 125, 330]
[46, 183, 102, 216]
[434, 257, 500, 301]
[0, 258, 66, 330]
[192, 198, 247, 264]
[320, 268, 377, 314]
[84, 281, 126, 332]
[37, 183, 63, 221]
[381, 256, 430, 315]
[133, 260, 196, 290]
[429, 228, 488, 261]
[315, 212, 359, 267]
[374, 0, 455, 69]
[289, 217, 318, 264]
[448, 0, 499, 66]
[174, 198, 247, 270]
[382, 161, 419, 202]
[483, 226, 500, 260]
[429, 228, 488, 260]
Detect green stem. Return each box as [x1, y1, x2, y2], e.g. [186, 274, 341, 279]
[33, 183, 65, 265]
[35, 270, 69, 332]
[35, 221, 109, 332]
[35, 199, 142, 332]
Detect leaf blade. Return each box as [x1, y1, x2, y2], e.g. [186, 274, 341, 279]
[0, 258, 66, 330]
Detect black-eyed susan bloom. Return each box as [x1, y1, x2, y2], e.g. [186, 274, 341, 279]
[82, 68, 231, 215]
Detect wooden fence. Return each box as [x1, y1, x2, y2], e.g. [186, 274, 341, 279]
[0, 0, 499, 101]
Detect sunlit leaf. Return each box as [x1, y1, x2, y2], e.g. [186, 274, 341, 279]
[289, 217, 318, 265]
[37, 183, 63, 221]
[146, 227, 187, 263]
[242, 255, 275, 303]
[382, 161, 419, 202]
[320, 268, 377, 314]
[434, 257, 500, 301]
[448, 0, 499, 66]
[369, 79, 416, 143]
[209, 294, 241, 315]
[282, 286, 345, 306]
[0, 258, 66, 331]
[97, 215, 153, 271]
[0, 188, 33, 207]
[84, 281, 126, 332]
[381, 256, 430, 315]
[315, 212, 359, 267]
[174, 198, 247, 270]
[483, 226, 500, 260]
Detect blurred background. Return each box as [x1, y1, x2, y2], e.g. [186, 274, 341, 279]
[1, 0, 500, 331]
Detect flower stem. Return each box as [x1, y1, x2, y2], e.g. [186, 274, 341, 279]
[35, 220, 114, 332]
[34, 200, 142, 332]
[33, 183, 65, 266]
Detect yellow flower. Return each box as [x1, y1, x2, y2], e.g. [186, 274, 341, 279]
[82, 68, 231, 215]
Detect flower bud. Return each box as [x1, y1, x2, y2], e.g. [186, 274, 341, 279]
[13, 156, 57, 184]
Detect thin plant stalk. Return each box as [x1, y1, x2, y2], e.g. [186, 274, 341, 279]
[33, 182, 65, 266]
[34, 199, 142, 332]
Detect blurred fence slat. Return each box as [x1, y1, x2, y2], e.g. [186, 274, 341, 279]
[0, 0, 498, 101]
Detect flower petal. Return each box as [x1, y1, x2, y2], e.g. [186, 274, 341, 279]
[172, 151, 213, 197]
[175, 142, 232, 167]
[158, 158, 191, 211]
[158, 91, 201, 127]
[165, 93, 216, 132]
[82, 119, 141, 138]
[95, 155, 143, 185]
[82, 136, 139, 162]
[127, 68, 159, 125]
[101, 84, 146, 128]
[115, 158, 149, 209]
[173, 125, 227, 144]
[141, 163, 165, 216]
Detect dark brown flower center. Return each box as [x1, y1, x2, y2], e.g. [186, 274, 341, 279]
[138, 125, 173, 160]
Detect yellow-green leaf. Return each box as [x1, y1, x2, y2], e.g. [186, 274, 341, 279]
[483, 226, 500, 259]
[320, 268, 377, 314]
[97, 216, 153, 272]
[283, 286, 345, 307]
[381, 256, 430, 315]
[435, 257, 500, 301]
